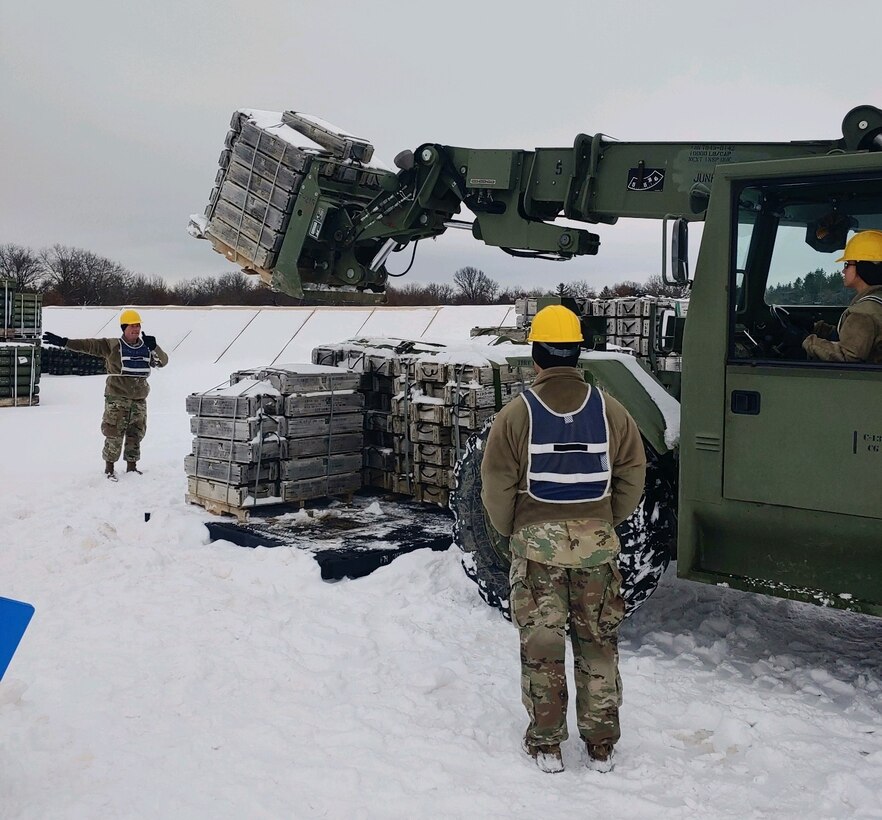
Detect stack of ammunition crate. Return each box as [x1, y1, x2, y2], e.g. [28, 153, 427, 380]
[199, 112, 308, 275]
[1, 279, 41, 406]
[195, 110, 384, 281]
[516, 294, 688, 372]
[312, 339, 532, 506]
[234, 365, 364, 505]
[395, 359, 531, 505]
[185, 378, 283, 514]
[185, 364, 364, 517]
[593, 297, 687, 371]
[514, 295, 593, 330]
[1, 280, 42, 342]
[590, 298, 647, 355]
[312, 340, 425, 499]
[0, 343, 40, 406]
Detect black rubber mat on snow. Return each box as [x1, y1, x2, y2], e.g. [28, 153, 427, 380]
[205, 491, 453, 581]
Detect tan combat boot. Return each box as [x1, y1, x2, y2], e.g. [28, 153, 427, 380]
[522, 739, 564, 774]
[585, 741, 615, 773]
[105, 461, 118, 482]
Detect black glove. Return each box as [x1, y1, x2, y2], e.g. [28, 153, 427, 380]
[42, 331, 68, 347]
[781, 321, 809, 345]
[771, 305, 816, 330]
[142, 334, 157, 351]
[777, 321, 809, 358]
[787, 312, 816, 331]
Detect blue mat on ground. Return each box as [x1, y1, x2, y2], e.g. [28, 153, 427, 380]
[0, 596, 35, 681]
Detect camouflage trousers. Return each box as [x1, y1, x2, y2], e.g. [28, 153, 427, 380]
[101, 396, 147, 463]
[510, 556, 625, 747]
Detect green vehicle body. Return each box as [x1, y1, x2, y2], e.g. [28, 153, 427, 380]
[193, 106, 882, 616]
[678, 151, 881, 617]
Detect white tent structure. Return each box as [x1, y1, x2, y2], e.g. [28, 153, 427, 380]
[44, 304, 516, 368]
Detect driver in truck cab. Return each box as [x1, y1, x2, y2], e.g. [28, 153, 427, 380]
[801, 230, 882, 364]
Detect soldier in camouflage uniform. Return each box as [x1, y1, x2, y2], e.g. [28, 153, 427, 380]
[42, 308, 168, 480]
[481, 305, 646, 774]
[801, 231, 882, 364]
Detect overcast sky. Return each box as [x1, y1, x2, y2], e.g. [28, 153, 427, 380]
[2, 0, 879, 292]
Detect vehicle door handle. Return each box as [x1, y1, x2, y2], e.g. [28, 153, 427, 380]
[731, 390, 761, 415]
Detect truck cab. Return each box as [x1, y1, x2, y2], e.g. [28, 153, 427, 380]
[679, 153, 882, 615]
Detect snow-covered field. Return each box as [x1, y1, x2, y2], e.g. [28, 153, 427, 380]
[2, 307, 881, 819]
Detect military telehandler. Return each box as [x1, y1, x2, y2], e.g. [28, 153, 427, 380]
[191, 105, 882, 618]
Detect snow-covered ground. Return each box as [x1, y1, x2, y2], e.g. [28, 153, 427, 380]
[2, 307, 881, 819]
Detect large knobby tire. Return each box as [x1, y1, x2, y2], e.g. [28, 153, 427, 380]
[450, 417, 677, 620]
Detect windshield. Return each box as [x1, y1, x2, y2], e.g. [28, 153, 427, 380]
[736, 175, 882, 309]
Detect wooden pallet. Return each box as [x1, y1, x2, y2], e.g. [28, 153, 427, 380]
[278, 490, 356, 509]
[185, 490, 357, 522]
[185, 492, 255, 522]
[0, 395, 39, 407]
[0, 331, 41, 341]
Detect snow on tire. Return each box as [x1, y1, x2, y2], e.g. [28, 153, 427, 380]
[450, 417, 676, 620]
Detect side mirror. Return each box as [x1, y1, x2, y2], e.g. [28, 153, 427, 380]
[662, 217, 689, 285]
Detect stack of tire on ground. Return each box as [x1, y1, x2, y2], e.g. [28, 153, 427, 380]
[184, 364, 363, 518]
[42, 347, 106, 376]
[311, 339, 533, 507]
[1, 279, 41, 407]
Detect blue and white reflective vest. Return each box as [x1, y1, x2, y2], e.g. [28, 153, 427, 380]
[119, 338, 152, 378]
[521, 385, 611, 504]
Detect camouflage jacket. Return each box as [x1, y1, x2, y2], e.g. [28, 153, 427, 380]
[65, 337, 169, 400]
[803, 285, 882, 364]
[480, 367, 646, 567]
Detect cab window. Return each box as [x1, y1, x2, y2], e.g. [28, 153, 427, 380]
[730, 174, 882, 364]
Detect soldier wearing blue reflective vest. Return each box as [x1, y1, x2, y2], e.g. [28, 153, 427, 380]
[42, 308, 168, 480]
[520, 386, 613, 503]
[481, 305, 646, 774]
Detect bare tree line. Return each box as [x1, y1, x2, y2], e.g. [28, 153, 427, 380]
[1, 243, 687, 307]
[1, 244, 290, 306]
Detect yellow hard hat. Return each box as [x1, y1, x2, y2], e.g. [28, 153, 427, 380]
[527, 305, 584, 343]
[119, 308, 142, 325]
[835, 230, 882, 262]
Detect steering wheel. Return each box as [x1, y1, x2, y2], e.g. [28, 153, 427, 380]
[767, 305, 808, 359]
[769, 304, 788, 327]
[733, 307, 807, 360]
